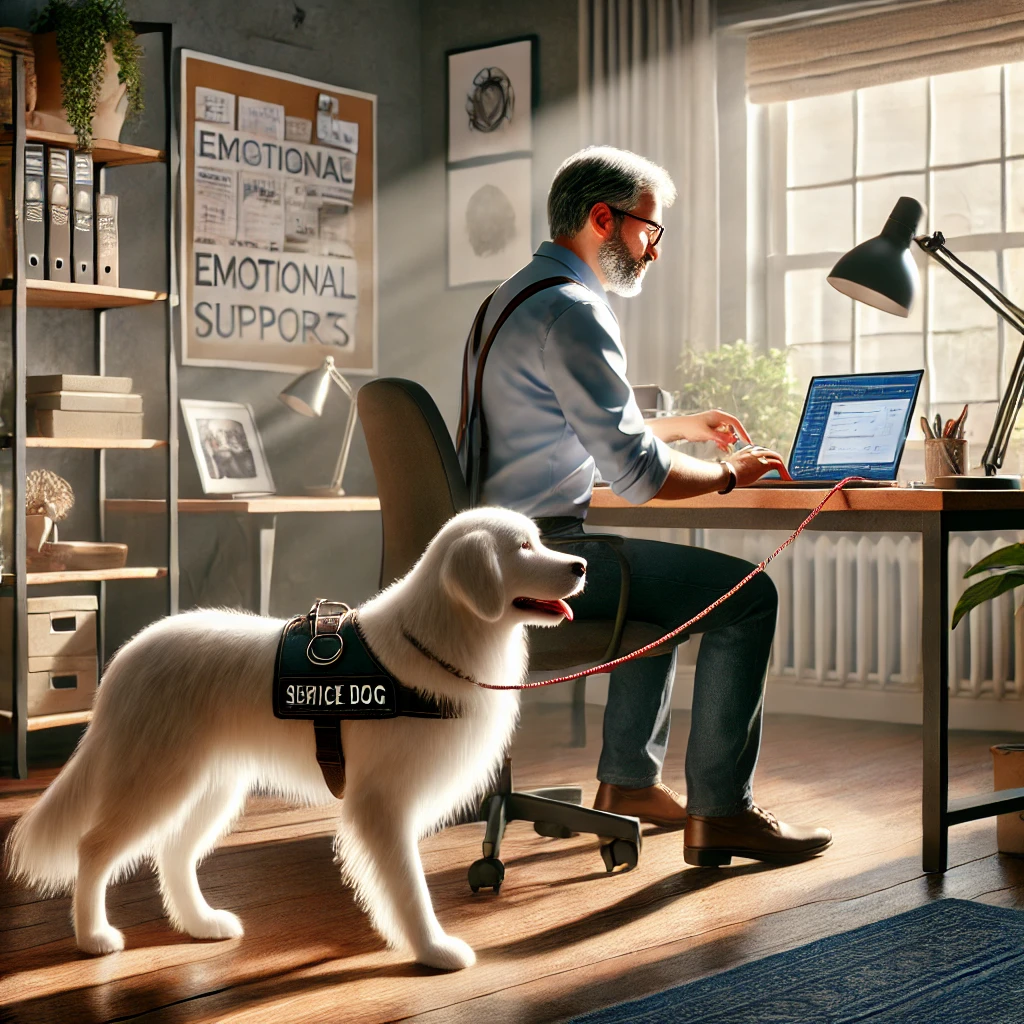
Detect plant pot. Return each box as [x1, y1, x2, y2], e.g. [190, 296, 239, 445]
[25, 513, 53, 552]
[991, 743, 1024, 856]
[28, 31, 128, 143]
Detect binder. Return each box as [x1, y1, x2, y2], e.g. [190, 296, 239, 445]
[23, 143, 46, 280]
[71, 151, 94, 284]
[96, 194, 118, 287]
[47, 147, 71, 282]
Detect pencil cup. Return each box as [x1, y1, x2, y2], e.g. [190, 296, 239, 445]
[924, 438, 968, 484]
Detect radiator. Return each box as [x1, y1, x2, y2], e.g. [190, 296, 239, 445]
[702, 531, 1024, 700]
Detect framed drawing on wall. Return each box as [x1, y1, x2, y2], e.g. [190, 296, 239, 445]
[180, 399, 275, 496]
[180, 51, 377, 375]
[447, 37, 535, 164]
[448, 157, 532, 287]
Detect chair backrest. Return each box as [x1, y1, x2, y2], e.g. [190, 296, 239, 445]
[357, 378, 470, 587]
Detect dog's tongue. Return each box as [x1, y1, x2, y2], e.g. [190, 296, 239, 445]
[536, 598, 573, 621]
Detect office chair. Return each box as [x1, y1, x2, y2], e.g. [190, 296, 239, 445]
[357, 378, 688, 892]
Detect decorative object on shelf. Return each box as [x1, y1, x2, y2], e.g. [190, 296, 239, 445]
[447, 157, 532, 287]
[674, 341, 802, 457]
[828, 197, 1023, 490]
[279, 355, 358, 496]
[25, 467, 73, 560]
[180, 50, 377, 374]
[25, 467, 73, 526]
[180, 398, 275, 496]
[29, 0, 144, 150]
[32, 540, 127, 572]
[447, 37, 535, 163]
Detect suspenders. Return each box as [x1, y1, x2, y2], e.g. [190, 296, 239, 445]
[456, 276, 576, 506]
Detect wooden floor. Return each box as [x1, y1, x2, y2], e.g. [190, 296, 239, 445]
[4, 704, 1024, 1023]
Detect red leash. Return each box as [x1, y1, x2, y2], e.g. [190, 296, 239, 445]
[476, 477, 864, 691]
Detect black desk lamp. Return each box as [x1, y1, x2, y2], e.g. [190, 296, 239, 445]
[828, 196, 1024, 489]
[279, 355, 358, 496]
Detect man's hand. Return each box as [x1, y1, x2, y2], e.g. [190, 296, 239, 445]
[725, 445, 792, 485]
[647, 410, 752, 452]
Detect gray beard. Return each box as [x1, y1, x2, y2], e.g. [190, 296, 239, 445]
[597, 230, 650, 297]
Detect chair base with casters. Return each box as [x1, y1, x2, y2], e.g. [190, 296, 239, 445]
[467, 756, 642, 893]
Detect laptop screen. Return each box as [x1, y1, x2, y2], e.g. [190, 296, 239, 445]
[788, 370, 924, 481]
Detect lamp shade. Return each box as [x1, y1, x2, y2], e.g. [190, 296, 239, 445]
[279, 359, 332, 417]
[827, 197, 924, 317]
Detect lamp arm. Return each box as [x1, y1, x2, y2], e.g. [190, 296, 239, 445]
[914, 233, 1024, 476]
[327, 370, 358, 494]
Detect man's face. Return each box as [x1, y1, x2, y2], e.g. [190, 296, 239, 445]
[597, 191, 663, 298]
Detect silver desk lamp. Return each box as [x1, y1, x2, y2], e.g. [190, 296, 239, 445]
[279, 356, 358, 496]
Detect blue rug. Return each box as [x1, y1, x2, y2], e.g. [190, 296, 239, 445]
[570, 899, 1024, 1023]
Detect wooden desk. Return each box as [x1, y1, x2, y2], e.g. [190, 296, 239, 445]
[107, 496, 381, 616]
[589, 485, 1024, 873]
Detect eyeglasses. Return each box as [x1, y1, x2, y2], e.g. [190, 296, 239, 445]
[605, 205, 665, 248]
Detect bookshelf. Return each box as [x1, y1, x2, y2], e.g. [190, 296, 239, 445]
[1, 26, 178, 778]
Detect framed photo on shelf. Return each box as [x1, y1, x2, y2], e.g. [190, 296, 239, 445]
[180, 399, 275, 496]
[447, 37, 535, 164]
[448, 157, 532, 287]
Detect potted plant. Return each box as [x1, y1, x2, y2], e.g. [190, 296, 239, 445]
[952, 544, 1024, 629]
[673, 340, 802, 457]
[28, 0, 143, 151]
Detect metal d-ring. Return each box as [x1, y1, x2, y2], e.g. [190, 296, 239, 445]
[306, 599, 351, 666]
[307, 633, 344, 665]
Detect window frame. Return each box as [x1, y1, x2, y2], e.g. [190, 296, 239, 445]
[762, 65, 1024, 431]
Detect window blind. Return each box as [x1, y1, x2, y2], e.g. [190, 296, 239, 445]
[746, 0, 1024, 103]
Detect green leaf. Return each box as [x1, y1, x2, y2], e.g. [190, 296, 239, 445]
[952, 570, 1024, 629]
[964, 542, 1024, 578]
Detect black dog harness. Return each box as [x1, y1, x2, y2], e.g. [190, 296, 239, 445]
[273, 600, 461, 797]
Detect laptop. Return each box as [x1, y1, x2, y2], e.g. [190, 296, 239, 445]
[748, 369, 924, 488]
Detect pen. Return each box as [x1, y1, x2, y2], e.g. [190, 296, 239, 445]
[920, 415, 934, 439]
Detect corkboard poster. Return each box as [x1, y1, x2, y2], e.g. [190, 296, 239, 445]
[180, 51, 377, 374]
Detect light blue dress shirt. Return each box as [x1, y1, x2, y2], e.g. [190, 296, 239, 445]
[458, 241, 672, 519]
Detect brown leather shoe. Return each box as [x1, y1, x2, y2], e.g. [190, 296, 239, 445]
[594, 782, 687, 829]
[684, 805, 832, 866]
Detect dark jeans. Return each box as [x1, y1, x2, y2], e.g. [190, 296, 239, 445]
[538, 518, 778, 817]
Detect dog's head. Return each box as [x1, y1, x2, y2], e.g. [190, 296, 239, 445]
[431, 508, 586, 626]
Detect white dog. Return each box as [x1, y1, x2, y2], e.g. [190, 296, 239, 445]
[5, 508, 587, 970]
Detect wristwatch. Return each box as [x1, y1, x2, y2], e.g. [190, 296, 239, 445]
[718, 461, 737, 495]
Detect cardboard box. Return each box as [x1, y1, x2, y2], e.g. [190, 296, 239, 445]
[24, 655, 98, 716]
[27, 594, 98, 658]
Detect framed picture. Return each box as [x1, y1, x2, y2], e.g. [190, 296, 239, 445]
[447, 37, 535, 164]
[180, 399, 275, 496]
[448, 158, 533, 288]
[180, 51, 378, 375]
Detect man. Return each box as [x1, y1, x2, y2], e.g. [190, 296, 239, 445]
[457, 146, 831, 866]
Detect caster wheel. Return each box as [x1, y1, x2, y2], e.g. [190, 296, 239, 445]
[468, 856, 505, 893]
[534, 820, 576, 839]
[600, 838, 639, 873]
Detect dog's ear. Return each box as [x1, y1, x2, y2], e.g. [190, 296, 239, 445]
[440, 529, 505, 621]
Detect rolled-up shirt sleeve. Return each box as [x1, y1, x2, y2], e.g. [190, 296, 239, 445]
[542, 298, 672, 504]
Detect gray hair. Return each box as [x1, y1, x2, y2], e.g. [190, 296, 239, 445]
[547, 146, 676, 239]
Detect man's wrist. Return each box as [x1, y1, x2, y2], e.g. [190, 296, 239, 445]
[717, 461, 737, 494]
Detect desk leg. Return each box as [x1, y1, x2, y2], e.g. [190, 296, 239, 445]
[921, 517, 950, 873]
[249, 514, 277, 617]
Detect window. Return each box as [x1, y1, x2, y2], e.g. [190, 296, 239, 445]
[764, 62, 1024, 451]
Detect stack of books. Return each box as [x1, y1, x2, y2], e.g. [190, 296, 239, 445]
[27, 374, 143, 439]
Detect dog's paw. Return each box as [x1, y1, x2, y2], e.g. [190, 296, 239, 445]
[187, 909, 244, 940]
[415, 934, 476, 971]
[78, 924, 125, 955]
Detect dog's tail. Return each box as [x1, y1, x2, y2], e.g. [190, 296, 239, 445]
[5, 743, 97, 894]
